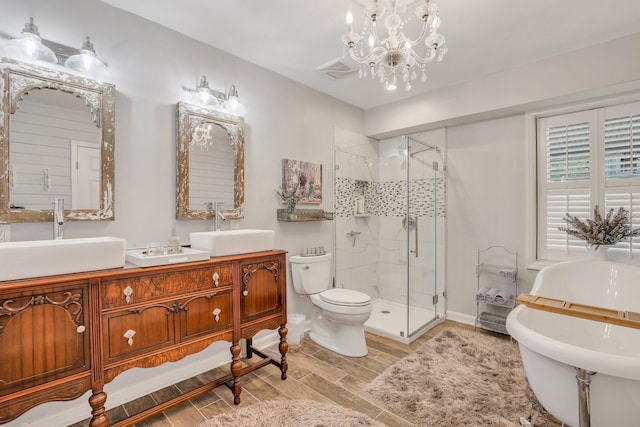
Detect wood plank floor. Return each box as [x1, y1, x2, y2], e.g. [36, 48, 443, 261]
[70, 321, 559, 426]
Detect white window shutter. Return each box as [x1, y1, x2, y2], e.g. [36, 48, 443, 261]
[605, 191, 640, 252]
[543, 189, 591, 260]
[538, 110, 596, 261]
[604, 111, 640, 179]
[546, 122, 591, 182]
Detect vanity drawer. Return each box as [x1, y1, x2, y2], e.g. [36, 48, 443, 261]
[103, 303, 176, 362]
[101, 264, 233, 309]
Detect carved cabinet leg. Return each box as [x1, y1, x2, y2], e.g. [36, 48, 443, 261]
[278, 325, 288, 380]
[88, 390, 108, 427]
[230, 343, 243, 404]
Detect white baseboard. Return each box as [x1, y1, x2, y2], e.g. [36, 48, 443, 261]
[445, 310, 476, 326]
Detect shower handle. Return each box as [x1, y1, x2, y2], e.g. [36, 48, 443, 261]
[347, 231, 361, 248]
[409, 219, 418, 258]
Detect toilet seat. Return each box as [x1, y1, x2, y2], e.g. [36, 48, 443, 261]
[319, 288, 371, 307]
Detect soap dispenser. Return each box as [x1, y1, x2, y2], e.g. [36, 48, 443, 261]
[168, 226, 181, 254]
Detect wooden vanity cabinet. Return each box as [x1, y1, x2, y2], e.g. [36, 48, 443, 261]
[0, 250, 287, 426]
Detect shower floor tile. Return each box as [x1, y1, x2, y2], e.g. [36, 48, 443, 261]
[365, 298, 435, 341]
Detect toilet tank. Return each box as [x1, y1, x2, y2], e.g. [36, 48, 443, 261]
[289, 253, 332, 295]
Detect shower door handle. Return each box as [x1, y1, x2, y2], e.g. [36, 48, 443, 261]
[410, 219, 418, 258]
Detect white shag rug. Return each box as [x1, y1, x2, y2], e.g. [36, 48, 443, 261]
[365, 327, 551, 427]
[199, 399, 385, 427]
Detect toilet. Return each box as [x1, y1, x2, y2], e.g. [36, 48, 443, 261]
[290, 253, 372, 357]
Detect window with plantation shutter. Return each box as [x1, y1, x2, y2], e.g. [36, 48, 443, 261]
[546, 121, 591, 182]
[536, 101, 640, 262]
[604, 111, 640, 178]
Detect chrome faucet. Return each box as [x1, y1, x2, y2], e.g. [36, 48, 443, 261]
[214, 201, 227, 231]
[53, 197, 64, 240]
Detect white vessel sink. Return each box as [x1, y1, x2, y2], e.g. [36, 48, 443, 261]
[0, 237, 127, 281]
[190, 229, 275, 257]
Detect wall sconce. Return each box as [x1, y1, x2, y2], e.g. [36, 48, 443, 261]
[64, 37, 107, 74]
[187, 75, 247, 116]
[224, 85, 247, 116]
[2, 18, 57, 64]
[196, 75, 218, 105]
[2, 17, 107, 76]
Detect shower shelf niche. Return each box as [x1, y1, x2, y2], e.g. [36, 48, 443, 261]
[277, 209, 334, 222]
[475, 246, 518, 335]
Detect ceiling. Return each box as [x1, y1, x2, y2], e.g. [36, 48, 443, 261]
[100, 0, 640, 110]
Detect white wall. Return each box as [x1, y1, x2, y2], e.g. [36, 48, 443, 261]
[446, 115, 537, 321]
[0, 1, 363, 425]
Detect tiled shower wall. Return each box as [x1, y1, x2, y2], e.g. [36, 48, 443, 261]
[336, 178, 446, 218]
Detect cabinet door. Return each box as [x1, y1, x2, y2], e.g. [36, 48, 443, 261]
[240, 258, 282, 322]
[0, 282, 90, 396]
[178, 290, 232, 342]
[103, 304, 176, 363]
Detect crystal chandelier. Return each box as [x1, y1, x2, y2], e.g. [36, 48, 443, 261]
[341, 0, 447, 91]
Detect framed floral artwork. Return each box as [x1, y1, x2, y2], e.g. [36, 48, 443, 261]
[281, 159, 322, 204]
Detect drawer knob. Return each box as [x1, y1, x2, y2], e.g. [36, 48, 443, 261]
[124, 329, 136, 346]
[242, 290, 248, 297]
[212, 272, 220, 287]
[212, 308, 221, 322]
[76, 325, 86, 333]
[123, 286, 133, 303]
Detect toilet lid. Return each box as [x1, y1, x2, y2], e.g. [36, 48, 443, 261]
[319, 288, 371, 306]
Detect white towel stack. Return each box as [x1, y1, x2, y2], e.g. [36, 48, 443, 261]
[494, 291, 514, 306]
[484, 288, 500, 303]
[476, 287, 490, 301]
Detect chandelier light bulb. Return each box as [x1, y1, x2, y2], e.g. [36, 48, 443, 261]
[386, 73, 398, 91]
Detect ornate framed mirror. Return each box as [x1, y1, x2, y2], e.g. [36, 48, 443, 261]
[0, 58, 115, 222]
[176, 101, 244, 220]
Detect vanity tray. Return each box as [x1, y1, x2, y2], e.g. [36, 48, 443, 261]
[126, 247, 210, 267]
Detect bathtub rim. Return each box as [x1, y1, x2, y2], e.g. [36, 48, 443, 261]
[507, 305, 640, 380]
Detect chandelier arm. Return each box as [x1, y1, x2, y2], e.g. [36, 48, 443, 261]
[408, 49, 437, 65]
[348, 45, 386, 65]
[404, 20, 430, 46]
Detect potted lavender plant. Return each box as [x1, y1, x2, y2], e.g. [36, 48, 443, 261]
[559, 206, 640, 258]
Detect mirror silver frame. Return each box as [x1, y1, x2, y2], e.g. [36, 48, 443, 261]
[176, 101, 244, 220]
[0, 57, 115, 222]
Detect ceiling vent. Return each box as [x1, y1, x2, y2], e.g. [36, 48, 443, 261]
[315, 57, 357, 79]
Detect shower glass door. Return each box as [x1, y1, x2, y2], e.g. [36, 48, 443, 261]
[333, 128, 445, 343]
[405, 135, 444, 336]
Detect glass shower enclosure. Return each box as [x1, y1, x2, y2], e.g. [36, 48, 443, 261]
[334, 130, 446, 343]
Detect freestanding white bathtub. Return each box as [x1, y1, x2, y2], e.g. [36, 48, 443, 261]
[506, 260, 640, 427]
